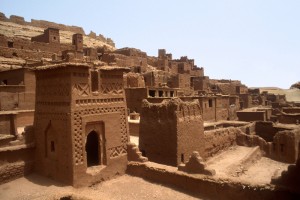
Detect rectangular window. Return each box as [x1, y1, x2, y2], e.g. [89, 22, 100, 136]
[91, 71, 99, 92]
[209, 99, 213, 107]
[158, 90, 163, 97]
[181, 154, 184, 163]
[7, 41, 13, 48]
[170, 91, 174, 97]
[148, 90, 155, 97]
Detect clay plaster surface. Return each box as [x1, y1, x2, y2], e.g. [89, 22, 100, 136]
[0, 174, 200, 200]
[206, 146, 289, 184]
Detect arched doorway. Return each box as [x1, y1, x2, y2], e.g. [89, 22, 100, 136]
[85, 131, 99, 167]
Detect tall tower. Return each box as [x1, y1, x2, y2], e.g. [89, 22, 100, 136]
[34, 63, 130, 186]
[72, 33, 83, 52]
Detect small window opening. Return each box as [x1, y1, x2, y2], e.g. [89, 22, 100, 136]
[170, 91, 174, 97]
[181, 154, 184, 163]
[158, 90, 164, 97]
[91, 71, 99, 92]
[149, 90, 155, 97]
[51, 141, 55, 152]
[8, 41, 13, 48]
[208, 99, 213, 107]
[273, 143, 276, 151]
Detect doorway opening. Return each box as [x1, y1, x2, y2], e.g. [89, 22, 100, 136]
[86, 131, 99, 167]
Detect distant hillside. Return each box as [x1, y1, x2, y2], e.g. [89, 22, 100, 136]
[0, 12, 117, 71]
[0, 12, 116, 50]
[250, 87, 300, 103]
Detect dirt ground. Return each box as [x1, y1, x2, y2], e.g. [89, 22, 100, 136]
[206, 146, 289, 185]
[0, 174, 200, 200]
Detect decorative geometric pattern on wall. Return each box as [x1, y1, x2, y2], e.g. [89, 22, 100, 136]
[73, 106, 128, 165]
[73, 83, 89, 96]
[100, 83, 123, 94]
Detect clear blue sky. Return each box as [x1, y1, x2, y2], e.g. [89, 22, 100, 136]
[1, 0, 299, 89]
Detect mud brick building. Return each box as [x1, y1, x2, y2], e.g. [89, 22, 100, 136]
[139, 98, 204, 166]
[0, 68, 35, 111]
[33, 63, 130, 186]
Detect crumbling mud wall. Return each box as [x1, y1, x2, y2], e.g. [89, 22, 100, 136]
[0, 161, 33, 184]
[271, 129, 300, 163]
[204, 127, 240, 158]
[0, 126, 35, 184]
[139, 98, 204, 166]
[127, 162, 299, 200]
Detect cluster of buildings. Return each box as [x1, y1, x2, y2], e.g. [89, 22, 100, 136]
[0, 13, 299, 196]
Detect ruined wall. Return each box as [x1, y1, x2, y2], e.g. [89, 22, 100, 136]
[129, 121, 139, 136]
[176, 100, 204, 164]
[271, 129, 300, 163]
[0, 13, 84, 34]
[0, 126, 35, 184]
[215, 96, 229, 121]
[0, 86, 24, 110]
[236, 122, 300, 163]
[139, 99, 204, 166]
[125, 88, 148, 113]
[192, 76, 209, 91]
[278, 113, 300, 124]
[114, 48, 147, 58]
[0, 114, 15, 135]
[255, 121, 279, 142]
[124, 72, 145, 88]
[204, 127, 240, 158]
[199, 97, 216, 121]
[0, 68, 35, 110]
[102, 53, 147, 69]
[282, 107, 300, 114]
[127, 162, 299, 200]
[0, 34, 62, 55]
[237, 111, 266, 122]
[0, 161, 33, 184]
[239, 94, 253, 109]
[139, 99, 178, 165]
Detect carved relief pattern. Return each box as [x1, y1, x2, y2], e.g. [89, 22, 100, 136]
[75, 98, 124, 106]
[74, 112, 84, 165]
[100, 83, 123, 94]
[109, 145, 127, 158]
[72, 83, 89, 96]
[73, 106, 128, 165]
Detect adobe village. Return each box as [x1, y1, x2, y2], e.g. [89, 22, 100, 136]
[0, 13, 300, 200]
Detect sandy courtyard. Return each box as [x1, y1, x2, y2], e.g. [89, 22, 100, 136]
[0, 174, 200, 200]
